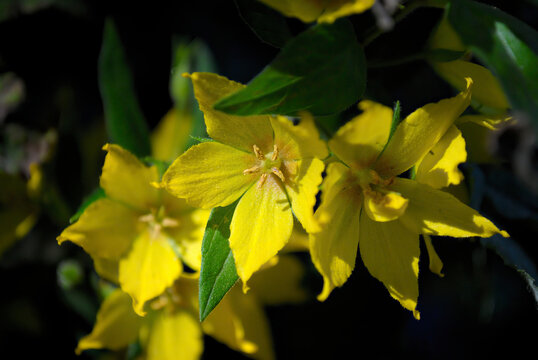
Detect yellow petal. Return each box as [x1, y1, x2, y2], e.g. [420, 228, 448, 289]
[432, 60, 509, 113]
[375, 79, 472, 177]
[146, 310, 203, 360]
[100, 144, 160, 211]
[57, 198, 137, 260]
[391, 178, 509, 238]
[282, 217, 310, 252]
[230, 174, 293, 291]
[119, 231, 183, 316]
[329, 100, 393, 169]
[363, 189, 409, 222]
[161, 190, 210, 271]
[429, 15, 466, 52]
[414, 125, 466, 189]
[258, 0, 324, 22]
[162, 141, 257, 209]
[204, 286, 275, 360]
[423, 234, 444, 277]
[76, 289, 142, 354]
[94, 257, 119, 283]
[359, 212, 420, 319]
[285, 157, 325, 233]
[271, 113, 328, 160]
[248, 255, 307, 305]
[188, 72, 274, 153]
[318, 0, 376, 23]
[309, 162, 362, 301]
[456, 113, 513, 130]
[151, 108, 193, 162]
[258, 0, 375, 24]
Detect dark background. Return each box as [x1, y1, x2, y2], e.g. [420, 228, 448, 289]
[0, 1, 536, 359]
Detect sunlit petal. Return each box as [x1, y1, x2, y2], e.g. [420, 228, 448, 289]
[423, 234, 444, 277]
[163, 141, 257, 209]
[329, 100, 393, 169]
[271, 113, 328, 160]
[359, 212, 420, 319]
[57, 198, 137, 260]
[100, 144, 160, 210]
[76, 289, 142, 354]
[230, 175, 293, 292]
[285, 157, 325, 233]
[392, 178, 509, 238]
[188, 72, 274, 153]
[309, 162, 362, 301]
[363, 189, 409, 222]
[415, 125, 466, 189]
[146, 310, 203, 360]
[375, 79, 472, 177]
[119, 231, 183, 316]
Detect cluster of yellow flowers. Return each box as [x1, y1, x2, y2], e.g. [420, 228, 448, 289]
[56, 1, 513, 359]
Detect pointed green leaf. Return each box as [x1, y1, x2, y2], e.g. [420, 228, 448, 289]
[481, 234, 538, 306]
[199, 201, 239, 321]
[234, 0, 292, 48]
[214, 19, 366, 116]
[447, 0, 538, 134]
[99, 19, 151, 158]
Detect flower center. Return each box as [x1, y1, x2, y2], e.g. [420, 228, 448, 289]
[243, 144, 285, 187]
[138, 205, 179, 239]
[353, 168, 395, 199]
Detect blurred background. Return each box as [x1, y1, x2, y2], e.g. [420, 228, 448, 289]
[0, 1, 536, 359]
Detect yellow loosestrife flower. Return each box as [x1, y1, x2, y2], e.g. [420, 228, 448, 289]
[77, 256, 307, 360]
[163, 72, 328, 291]
[429, 17, 509, 115]
[309, 79, 509, 319]
[57, 144, 209, 316]
[258, 0, 375, 23]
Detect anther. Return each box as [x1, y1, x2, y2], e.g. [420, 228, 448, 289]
[243, 165, 262, 175]
[272, 167, 285, 182]
[258, 173, 268, 188]
[253, 145, 264, 160]
[271, 144, 279, 161]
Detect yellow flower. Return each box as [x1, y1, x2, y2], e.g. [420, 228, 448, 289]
[163, 72, 328, 291]
[258, 0, 375, 23]
[57, 144, 210, 316]
[0, 167, 40, 256]
[309, 79, 509, 319]
[429, 16, 509, 115]
[76, 256, 307, 360]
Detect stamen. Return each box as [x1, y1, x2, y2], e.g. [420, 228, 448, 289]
[138, 213, 154, 223]
[162, 218, 179, 228]
[258, 173, 268, 188]
[271, 144, 279, 161]
[253, 144, 264, 160]
[272, 167, 285, 182]
[243, 165, 262, 175]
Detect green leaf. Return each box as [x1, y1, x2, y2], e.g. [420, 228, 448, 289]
[199, 201, 239, 321]
[214, 19, 366, 116]
[234, 0, 292, 48]
[447, 0, 538, 134]
[69, 187, 106, 224]
[99, 19, 151, 158]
